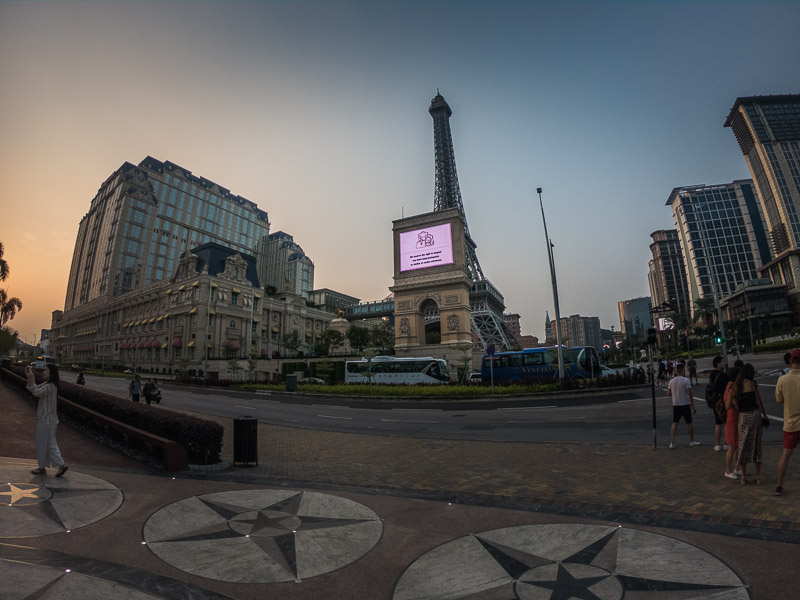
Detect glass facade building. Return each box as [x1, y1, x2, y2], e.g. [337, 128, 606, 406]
[667, 180, 771, 318]
[260, 231, 315, 299]
[725, 95, 800, 322]
[648, 229, 691, 318]
[64, 157, 270, 312]
[618, 297, 652, 337]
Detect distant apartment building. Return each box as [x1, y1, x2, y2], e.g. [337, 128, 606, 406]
[260, 231, 314, 299]
[725, 94, 800, 321]
[557, 314, 602, 349]
[667, 180, 772, 319]
[648, 229, 691, 317]
[618, 297, 652, 337]
[502, 313, 538, 348]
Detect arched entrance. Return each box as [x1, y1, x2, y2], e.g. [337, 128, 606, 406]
[419, 299, 441, 344]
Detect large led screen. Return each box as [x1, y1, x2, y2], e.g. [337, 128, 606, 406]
[399, 222, 454, 272]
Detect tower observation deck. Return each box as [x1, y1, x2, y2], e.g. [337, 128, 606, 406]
[428, 92, 517, 351]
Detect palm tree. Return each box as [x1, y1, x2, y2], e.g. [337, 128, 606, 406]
[0, 241, 9, 281]
[694, 297, 716, 330]
[0, 289, 22, 326]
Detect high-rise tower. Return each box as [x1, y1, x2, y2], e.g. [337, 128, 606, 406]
[428, 92, 516, 350]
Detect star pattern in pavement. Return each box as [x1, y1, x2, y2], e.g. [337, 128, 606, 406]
[144, 489, 383, 583]
[0, 483, 52, 506]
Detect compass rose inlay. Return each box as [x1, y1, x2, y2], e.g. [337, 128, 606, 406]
[393, 524, 749, 599]
[144, 489, 382, 583]
[0, 467, 123, 538]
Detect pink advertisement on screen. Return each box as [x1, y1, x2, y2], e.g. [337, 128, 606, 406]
[399, 223, 454, 271]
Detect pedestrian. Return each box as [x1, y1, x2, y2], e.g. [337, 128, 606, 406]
[657, 360, 666, 388]
[25, 364, 68, 477]
[76, 370, 85, 385]
[667, 363, 700, 448]
[775, 348, 800, 496]
[782, 352, 791, 376]
[666, 358, 674, 382]
[687, 354, 698, 386]
[129, 374, 141, 402]
[708, 356, 730, 452]
[723, 365, 742, 480]
[143, 377, 159, 405]
[730, 363, 766, 486]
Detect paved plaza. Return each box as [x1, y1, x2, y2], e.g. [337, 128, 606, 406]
[1, 379, 799, 599]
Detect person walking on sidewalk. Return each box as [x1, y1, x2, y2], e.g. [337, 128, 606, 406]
[775, 348, 800, 496]
[709, 356, 730, 452]
[730, 363, 766, 486]
[129, 374, 141, 402]
[25, 364, 68, 477]
[667, 363, 700, 448]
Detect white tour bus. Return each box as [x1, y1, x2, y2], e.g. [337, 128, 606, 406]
[344, 356, 450, 385]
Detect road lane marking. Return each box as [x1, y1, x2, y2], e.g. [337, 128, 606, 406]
[617, 399, 645, 403]
[380, 419, 440, 423]
[317, 415, 353, 420]
[498, 406, 557, 410]
[235, 405, 256, 410]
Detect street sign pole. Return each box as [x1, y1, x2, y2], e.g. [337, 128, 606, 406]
[487, 345, 495, 394]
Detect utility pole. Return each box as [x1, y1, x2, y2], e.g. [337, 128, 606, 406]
[537, 188, 565, 387]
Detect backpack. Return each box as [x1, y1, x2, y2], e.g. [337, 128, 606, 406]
[704, 371, 719, 409]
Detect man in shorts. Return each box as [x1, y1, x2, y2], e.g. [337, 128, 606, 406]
[775, 348, 800, 496]
[687, 354, 698, 386]
[667, 363, 700, 448]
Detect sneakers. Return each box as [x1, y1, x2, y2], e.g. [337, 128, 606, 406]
[669, 443, 676, 449]
[55, 464, 69, 478]
[724, 472, 738, 480]
[775, 486, 784, 496]
[30, 468, 46, 475]
[689, 440, 701, 447]
[714, 445, 723, 452]
[734, 469, 743, 476]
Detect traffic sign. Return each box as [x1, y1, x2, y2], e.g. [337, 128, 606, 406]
[487, 345, 495, 356]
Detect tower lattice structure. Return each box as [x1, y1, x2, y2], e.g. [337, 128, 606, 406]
[428, 92, 517, 351]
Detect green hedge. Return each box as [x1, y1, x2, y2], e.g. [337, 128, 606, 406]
[4, 366, 223, 465]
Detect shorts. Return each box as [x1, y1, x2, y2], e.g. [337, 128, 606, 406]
[673, 405, 692, 424]
[784, 430, 800, 450]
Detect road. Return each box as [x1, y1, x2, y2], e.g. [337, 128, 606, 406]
[76, 352, 790, 447]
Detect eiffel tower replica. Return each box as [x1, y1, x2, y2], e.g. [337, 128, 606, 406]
[429, 92, 517, 351]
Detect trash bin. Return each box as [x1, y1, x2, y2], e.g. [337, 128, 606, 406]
[285, 373, 297, 392]
[233, 416, 258, 466]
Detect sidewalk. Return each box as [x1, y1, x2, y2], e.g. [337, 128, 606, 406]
[2, 379, 799, 599]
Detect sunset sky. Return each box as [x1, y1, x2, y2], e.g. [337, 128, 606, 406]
[1, 1, 799, 344]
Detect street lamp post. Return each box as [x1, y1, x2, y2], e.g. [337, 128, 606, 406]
[537, 188, 565, 387]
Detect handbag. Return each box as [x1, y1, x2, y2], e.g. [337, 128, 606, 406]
[761, 414, 770, 427]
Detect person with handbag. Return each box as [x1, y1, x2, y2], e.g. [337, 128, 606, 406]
[730, 363, 767, 485]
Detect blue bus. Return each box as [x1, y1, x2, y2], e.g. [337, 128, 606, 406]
[480, 346, 602, 384]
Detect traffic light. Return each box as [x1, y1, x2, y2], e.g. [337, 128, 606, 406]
[647, 328, 658, 346]
[714, 334, 724, 344]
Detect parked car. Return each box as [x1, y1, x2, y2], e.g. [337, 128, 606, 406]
[302, 377, 326, 384]
[600, 365, 617, 377]
[468, 372, 483, 384]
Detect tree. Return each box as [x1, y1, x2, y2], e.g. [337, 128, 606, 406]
[0, 327, 17, 357]
[346, 325, 371, 353]
[227, 358, 243, 381]
[282, 331, 301, 357]
[694, 297, 716, 331]
[0, 241, 8, 281]
[319, 329, 345, 356]
[370, 321, 395, 354]
[0, 289, 22, 327]
[246, 355, 258, 382]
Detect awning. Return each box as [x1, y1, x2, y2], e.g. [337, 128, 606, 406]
[192, 280, 200, 287]
[149, 317, 156, 323]
[226, 339, 240, 349]
[187, 340, 196, 347]
[207, 341, 214, 348]
[232, 287, 241, 293]
[189, 307, 198, 314]
[156, 314, 165, 322]
[166, 288, 173, 294]
[211, 282, 218, 288]
[208, 308, 216, 315]
[254, 293, 262, 299]
[178, 284, 185, 291]
[172, 337, 183, 348]
[137, 342, 146, 348]
[272, 326, 279, 333]
[161, 343, 168, 349]
[252, 317, 260, 323]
